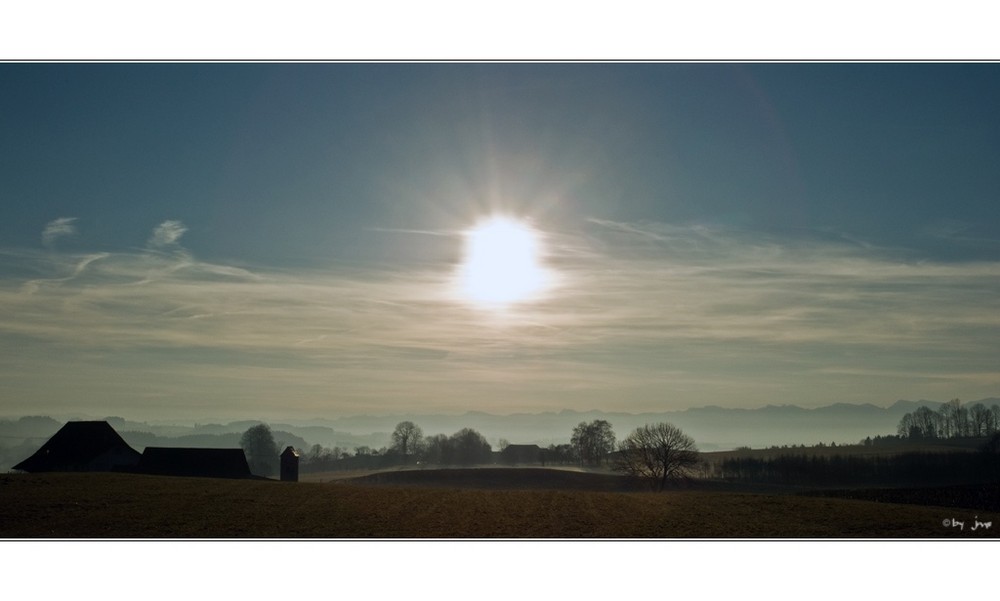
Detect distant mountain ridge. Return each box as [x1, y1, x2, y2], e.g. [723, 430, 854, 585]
[315, 398, 1000, 450]
[317, 400, 953, 450]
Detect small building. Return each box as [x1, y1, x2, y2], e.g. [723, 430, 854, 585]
[137, 447, 253, 479]
[12, 421, 141, 473]
[500, 443, 543, 465]
[280, 446, 299, 482]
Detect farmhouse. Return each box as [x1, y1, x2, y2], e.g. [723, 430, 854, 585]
[500, 443, 543, 465]
[13, 420, 257, 480]
[12, 421, 141, 473]
[136, 447, 253, 479]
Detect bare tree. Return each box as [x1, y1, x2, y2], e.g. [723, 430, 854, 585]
[969, 403, 991, 438]
[898, 406, 942, 439]
[939, 398, 969, 438]
[390, 421, 424, 462]
[240, 423, 279, 477]
[614, 422, 700, 491]
[913, 406, 941, 438]
[897, 412, 917, 438]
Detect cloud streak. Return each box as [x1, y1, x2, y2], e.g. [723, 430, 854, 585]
[41, 217, 77, 247]
[147, 220, 187, 249]
[2, 218, 1000, 417]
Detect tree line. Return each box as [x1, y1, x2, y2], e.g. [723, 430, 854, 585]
[240, 413, 1000, 489]
[241, 418, 702, 490]
[896, 398, 1000, 440]
[710, 443, 1000, 487]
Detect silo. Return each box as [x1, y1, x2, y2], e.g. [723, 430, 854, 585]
[280, 446, 300, 482]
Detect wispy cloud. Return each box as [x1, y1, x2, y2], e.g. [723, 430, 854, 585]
[551, 220, 1000, 353]
[147, 220, 187, 249]
[41, 217, 77, 247]
[2, 218, 1000, 416]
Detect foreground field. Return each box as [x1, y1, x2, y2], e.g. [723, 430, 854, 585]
[2, 471, 997, 538]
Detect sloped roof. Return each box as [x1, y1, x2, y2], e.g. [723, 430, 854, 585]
[13, 421, 141, 473]
[501, 444, 543, 463]
[504, 444, 542, 452]
[137, 447, 252, 479]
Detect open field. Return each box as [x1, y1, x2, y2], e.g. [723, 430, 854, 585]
[1, 470, 997, 538]
[805, 483, 1000, 512]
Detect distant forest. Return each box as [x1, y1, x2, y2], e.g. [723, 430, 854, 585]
[706, 399, 1000, 488]
[894, 398, 1000, 440]
[709, 445, 1000, 488]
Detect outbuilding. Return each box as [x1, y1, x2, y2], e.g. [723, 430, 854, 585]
[280, 446, 300, 482]
[136, 447, 253, 479]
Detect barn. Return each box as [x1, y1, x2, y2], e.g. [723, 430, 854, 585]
[500, 444, 543, 465]
[136, 447, 253, 479]
[12, 421, 141, 473]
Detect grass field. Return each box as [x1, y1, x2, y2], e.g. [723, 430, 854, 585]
[2, 469, 997, 538]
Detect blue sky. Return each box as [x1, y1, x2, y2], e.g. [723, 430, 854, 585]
[2, 63, 1000, 420]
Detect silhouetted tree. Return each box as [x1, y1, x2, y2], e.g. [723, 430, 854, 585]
[938, 398, 969, 438]
[898, 406, 942, 439]
[390, 421, 424, 463]
[545, 443, 578, 465]
[239, 423, 279, 477]
[969, 403, 991, 438]
[571, 420, 616, 466]
[897, 412, 916, 438]
[913, 406, 941, 438]
[614, 422, 700, 491]
[450, 428, 492, 465]
[421, 434, 452, 465]
[308, 443, 325, 461]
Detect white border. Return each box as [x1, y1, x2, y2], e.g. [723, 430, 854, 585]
[2, 1, 1000, 61]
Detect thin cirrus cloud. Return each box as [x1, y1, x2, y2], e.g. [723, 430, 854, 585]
[1, 217, 1000, 416]
[41, 217, 78, 247]
[557, 219, 1000, 352]
[147, 220, 188, 249]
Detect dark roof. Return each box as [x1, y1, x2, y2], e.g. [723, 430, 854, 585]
[137, 447, 252, 479]
[500, 444, 543, 463]
[13, 421, 141, 473]
[504, 444, 542, 452]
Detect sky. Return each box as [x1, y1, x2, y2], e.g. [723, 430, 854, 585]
[2, 63, 1000, 421]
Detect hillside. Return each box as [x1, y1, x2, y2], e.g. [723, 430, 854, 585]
[347, 467, 646, 491]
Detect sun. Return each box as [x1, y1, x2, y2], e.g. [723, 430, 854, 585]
[456, 216, 552, 308]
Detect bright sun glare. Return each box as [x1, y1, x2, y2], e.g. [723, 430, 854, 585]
[457, 216, 552, 308]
